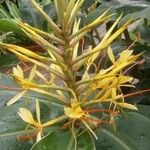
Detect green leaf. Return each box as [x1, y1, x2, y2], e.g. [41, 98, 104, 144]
[18, 0, 44, 28]
[0, 19, 24, 35]
[0, 102, 33, 150]
[31, 130, 96, 150]
[0, 54, 18, 69]
[119, 7, 150, 27]
[86, 1, 150, 25]
[5, 0, 21, 19]
[132, 24, 150, 45]
[41, 0, 52, 6]
[0, 5, 11, 18]
[95, 105, 150, 150]
[0, 74, 20, 109]
[82, 0, 96, 10]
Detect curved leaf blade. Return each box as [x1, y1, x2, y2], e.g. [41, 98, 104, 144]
[31, 130, 96, 150]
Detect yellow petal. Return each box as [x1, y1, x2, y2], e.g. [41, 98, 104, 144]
[13, 65, 24, 79]
[119, 75, 133, 84]
[29, 65, 37, 81]
[35, 70, 48, 82]
[6, 44, 47, 60]
[36, 131, 42, 142]
[17, 65, 24, 78]
[117, 102, 138, 110]
[18, 108, 35, 124]
[96, 76, 114, 88]
[72, 19, 80, 59]
[7, 90, 26, 106]
[30, 88, 67, 103]
[119, 50, 133, 62]
[18, 79, 38, 89]
[107, 47, 115, 63]
[64, 103, 84, 119]
[36, 100, 41, 124]
[42, 115, 67, 127]
[111, 88, 117, 99]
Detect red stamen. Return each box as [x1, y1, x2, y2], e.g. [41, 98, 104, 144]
[123, 59, 144, 75]
[83, 109, 119, 114]
[123, 89, 150, 98]
[0, 86, 23, 91]
[127, 39, 137, 50]
[20, 60, 31, 73]
[17, 133, 37, 141]
[81, 117, 110, 124]
[135, 32, 141, 41]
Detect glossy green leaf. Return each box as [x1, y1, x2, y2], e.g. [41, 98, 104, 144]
[0, 19, 24, 35]
[31, 130, 96, 150]
[119, 7, 150, 27]
[95, 105, 150, 150]
[0, 102, 33, 150]
[0, 54, 18, 69]
[132, 24, 150, 45]
[0, 74, 20, 109]
[18, 0, 44, 28]
[86, 1, 150, 25]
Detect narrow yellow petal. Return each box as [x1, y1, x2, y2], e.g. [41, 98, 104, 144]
[36, 100, 41, 124]
[7, 90, 26, 106]
[117, 102, 138, 110]
[111, 88, 117, 99]
[36, 131, 42, 142]
[18, 108, 35, 123]
[30, 88, 67, 103]
[119, 50, 133, 63]
[72, 19, 80, 59]
[13, 66, 24, 79]
[42, 115, 67, 127]
[13, 67, 20, 78]
[119, 75, 133, 84]
[17, 65, 24, 78]
[35, 70, 48, 82]
[29, 65, 37, 81]
[107, 47, 115, 63]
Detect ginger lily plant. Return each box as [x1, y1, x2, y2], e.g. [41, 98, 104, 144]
[0, 0, 144, 149]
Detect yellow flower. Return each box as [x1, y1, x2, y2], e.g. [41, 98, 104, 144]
[18, 108, 35, 124]
[18, 100, 67, 142]
[12, 65, 37, 89]
[7, 65, 37, 106]
[107, 48, 141, 74]
[64, 102, 120, 140]
[18, 100, 42, 142]
[64, 103, 85, 119]
[13, 65, 24, 79]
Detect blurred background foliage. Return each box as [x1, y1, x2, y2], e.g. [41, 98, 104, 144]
[0, 0, 150, 104]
